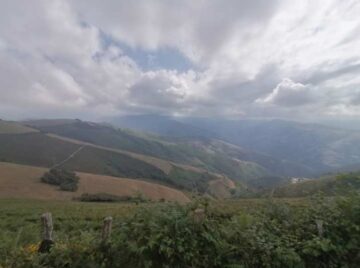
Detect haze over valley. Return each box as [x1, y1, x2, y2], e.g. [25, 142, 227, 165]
[1, 1, 360, 267]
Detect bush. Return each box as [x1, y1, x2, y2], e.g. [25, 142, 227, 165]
[41, 168, 79, 191]
[2, 194, 360, 267]
[78, 193, 148, 203]
[110, 204, 225, 267]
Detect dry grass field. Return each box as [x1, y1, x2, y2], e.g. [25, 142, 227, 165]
[0, 162, 190, 203]
[0, 120, 37, 134]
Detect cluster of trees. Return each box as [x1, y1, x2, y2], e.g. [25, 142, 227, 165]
[41, 168, 79, 191]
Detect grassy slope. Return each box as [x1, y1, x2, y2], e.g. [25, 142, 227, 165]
[46, 133, 175, 174]
[0, 119, 236, 197]
[208, 176, 236, 198]
[47, 133, 236, 195]
[0, 120, 37, 134]
[25, 120, 274, 184]
[28, 120, 191, 163]
[0, 132, 171, 182]
[61, 146, 170, 183]
[0, 132, 81, 167]
[0, 162, 189, 202]
[273, 172, 360, 197]
[0, 130, 223, 194]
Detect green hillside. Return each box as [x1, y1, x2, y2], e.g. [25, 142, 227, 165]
[60, 146, 169, 183]
[0, 132, 168, 180]
[0, 132, 80, 167]
[26, 119, 190, 162]
[0, 128, 217, 193]
[5, 118, 334, 191]
[273, 172, 360, 197]
[24, 119, 299, 187]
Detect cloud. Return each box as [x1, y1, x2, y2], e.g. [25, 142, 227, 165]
[72, 0, 279, 65]
[127, 71, 187, 112]
[0, 0, 360, 120]
[303, 62, 360, 85]
[350, 92, 360, 106]
[256, 79, 314, 107]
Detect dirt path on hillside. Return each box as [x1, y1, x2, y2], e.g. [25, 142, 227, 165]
[50, 145, 85, 169]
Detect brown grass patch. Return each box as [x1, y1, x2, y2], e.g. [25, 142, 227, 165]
[0, 162, 189, 203]
[0, 121, 37, 134]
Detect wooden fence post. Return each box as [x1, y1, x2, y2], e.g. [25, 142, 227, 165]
[193, 208, 205, 223]
[102, 216, 113, 242]
[38, 212, 54, 253]
[315, 219, 324, 237]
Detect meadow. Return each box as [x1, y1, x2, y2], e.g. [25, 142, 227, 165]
[0, 162, 189, 203]
[1, 195, 359, 267]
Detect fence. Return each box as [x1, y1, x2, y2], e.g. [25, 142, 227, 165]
[37, 209, 205, 253]
[37, 212, 113, 253]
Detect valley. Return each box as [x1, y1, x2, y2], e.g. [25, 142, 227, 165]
[1, 117, 359, 268]
[1, 118, 360, 201]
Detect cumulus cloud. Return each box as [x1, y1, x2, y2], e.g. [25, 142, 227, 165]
[72, 0, 279, 65]
[256, 79, 314, 107]
[127, 71, 187, 111]
[0, 0, 360, 120]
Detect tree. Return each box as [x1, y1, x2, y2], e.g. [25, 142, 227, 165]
[41, 168, 79, 192]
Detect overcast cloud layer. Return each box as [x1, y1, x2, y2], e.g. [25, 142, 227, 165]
[0, 0, 360, 120]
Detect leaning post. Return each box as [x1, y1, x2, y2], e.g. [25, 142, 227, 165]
[102, 216, 113, 242]
[38, 212, 54, 253]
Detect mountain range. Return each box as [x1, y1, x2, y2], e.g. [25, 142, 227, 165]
[111, 115, 360, 175]
[0, 116, 360, 200]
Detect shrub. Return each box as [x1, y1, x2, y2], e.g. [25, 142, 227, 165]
[2, 194, 360, 267]
[78, 193, 148, 203]
[41, 168, 79, 191]
[109, 203, 225, 268]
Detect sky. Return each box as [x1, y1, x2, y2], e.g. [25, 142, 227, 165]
[0, 0, 360, 121]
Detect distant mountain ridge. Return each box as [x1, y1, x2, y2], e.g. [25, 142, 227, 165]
[2, 116, 359, 198]
[111, 115, 360, 175]
[23, 119, 309, 185]
[109, 114, 215, 139]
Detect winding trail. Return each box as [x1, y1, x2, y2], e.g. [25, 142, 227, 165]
[50, 145, 85, 169]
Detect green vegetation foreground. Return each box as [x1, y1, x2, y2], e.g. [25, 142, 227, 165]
[1, 195, 359, 267]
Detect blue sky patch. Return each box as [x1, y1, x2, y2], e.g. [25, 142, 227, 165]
[100, 32, 194, 72]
